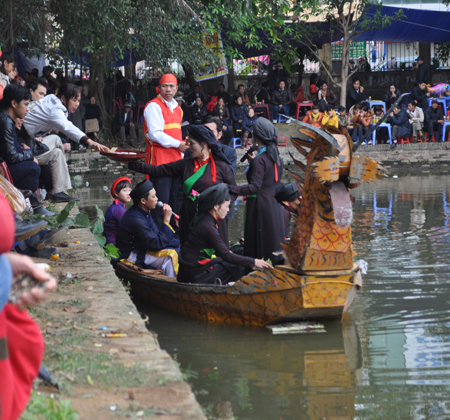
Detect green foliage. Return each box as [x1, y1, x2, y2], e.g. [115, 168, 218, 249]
[89, 205, 119, 259]
[435, 43, 450, 66]
[21, 392, 78, 420]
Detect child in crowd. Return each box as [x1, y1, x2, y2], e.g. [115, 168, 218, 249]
[103, 177, 132, 245]
[338, 106, 348, 129]
[302, 104, 323, 127]
[192, 97, 208, 125]
[242, 107, 259, 147]
[321, 106, 339, 129]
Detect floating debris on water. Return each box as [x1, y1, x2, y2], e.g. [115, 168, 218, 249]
[266, 322, 326, 334]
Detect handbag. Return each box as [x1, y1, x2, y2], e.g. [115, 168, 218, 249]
[85, 118, 100, 133]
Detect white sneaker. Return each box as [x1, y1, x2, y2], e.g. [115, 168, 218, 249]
[273, 120, 278, 124]
[286, 118, 292, 124]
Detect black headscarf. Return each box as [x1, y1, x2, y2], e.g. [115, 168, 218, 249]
[253, 118, 281, 166]
[189, 184, 230, 230]
[189, 125, 230, 166]
[274, 183, 300, 203]
[130, 179, 154, 202]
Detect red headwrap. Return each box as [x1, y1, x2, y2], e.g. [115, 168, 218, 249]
[155, 74, 178, 94]
[111, 176, 131, 200]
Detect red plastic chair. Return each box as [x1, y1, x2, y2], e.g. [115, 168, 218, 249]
[398, 136, 410, 144]
[278, 136, 288, 147]
[0, 162, 14, 184]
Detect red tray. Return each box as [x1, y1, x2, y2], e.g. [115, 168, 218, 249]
[100, 149, 146, 163]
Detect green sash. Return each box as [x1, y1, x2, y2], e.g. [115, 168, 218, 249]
[183, 164, 208, 200]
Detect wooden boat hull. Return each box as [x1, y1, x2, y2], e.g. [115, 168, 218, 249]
[115, 263, 362, 327]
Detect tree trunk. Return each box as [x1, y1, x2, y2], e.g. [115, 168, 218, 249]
[340, 34, 351, 108]
[181, 64, 197, 90]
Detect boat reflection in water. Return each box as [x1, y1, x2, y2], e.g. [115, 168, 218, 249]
[139, 304, 363, 420]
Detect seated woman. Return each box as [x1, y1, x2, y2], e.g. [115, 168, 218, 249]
[302, 104, 323, 127]
[178, 184, 272, 284]
[115, 179, 180, 277]
[129, 125, 236, 245]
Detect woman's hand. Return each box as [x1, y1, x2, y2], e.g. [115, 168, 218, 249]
[87, 139, 108, 152]
[253, 259, 273, 270]
[5, 253, 57, 311]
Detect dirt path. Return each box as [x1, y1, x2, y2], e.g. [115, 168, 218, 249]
[29, 226, 206, 420]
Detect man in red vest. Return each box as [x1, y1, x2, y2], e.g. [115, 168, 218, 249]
[143, 74, 188, 228]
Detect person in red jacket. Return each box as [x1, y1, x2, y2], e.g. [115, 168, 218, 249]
[142, 74, 188, 228]
[0, 190, 57, 420]
[302, 104, 323, 127]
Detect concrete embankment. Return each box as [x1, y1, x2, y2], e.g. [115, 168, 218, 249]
[31, 218, 205, 420]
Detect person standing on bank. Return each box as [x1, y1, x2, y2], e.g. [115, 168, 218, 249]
[142, 74, 188, 228]
[178, 184, 272, 285]
[129, 124, 236, 245]
[229, 118, 285, 264]
[416, 56, 429, 85]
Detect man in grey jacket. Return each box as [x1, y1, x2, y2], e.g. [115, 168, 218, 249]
[406, 102, 425, 143]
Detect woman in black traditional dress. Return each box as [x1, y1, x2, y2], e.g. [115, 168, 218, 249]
[229, 118, 285, 264]
[178, 184, 272, 284]
[128, 125, 236, 245]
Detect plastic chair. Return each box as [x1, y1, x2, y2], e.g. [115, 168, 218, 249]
[398, 136, 410, 144]
[371, 124, 392, 145]
[231, 138, 243, 149]
[244, 136, 253, 148]
[0, 162, 14, 184]
[134, 102, 146, 123]
[277, 115, 288, 123]
[278, 136, 288, 147]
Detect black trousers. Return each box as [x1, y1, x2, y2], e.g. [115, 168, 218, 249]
[150, 176, 183, 229]
[8, 161, 41, 191]
[427, 122, 441, 140]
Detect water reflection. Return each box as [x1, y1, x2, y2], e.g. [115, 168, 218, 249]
[138, 304, 362, 420]
[80, 174, 450, 420]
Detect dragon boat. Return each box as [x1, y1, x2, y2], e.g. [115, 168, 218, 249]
[115, 123, 384, 326]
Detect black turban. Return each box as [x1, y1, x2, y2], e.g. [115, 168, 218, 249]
[130, 179, 153, 202]
[253, 118, 281, 166]
[190, 184, 230, 230]
[274, 183, 300, 203]
[188, 125, 230, 166]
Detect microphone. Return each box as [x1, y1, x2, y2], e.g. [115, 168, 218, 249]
[157, 201, 180, 220]
[240, 146, 255, 163]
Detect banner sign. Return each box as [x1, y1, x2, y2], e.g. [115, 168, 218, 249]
[195, 33, 228, 82]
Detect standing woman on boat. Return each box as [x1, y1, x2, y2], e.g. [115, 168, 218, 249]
[128, 125, 236, 245]
[178, 184, 272, 284]
[229, 118, 285, 264]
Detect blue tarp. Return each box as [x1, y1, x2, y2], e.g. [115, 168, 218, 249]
[353, 6, 450, 43]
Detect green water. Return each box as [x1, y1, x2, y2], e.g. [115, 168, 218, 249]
[79, 174, 450, 420]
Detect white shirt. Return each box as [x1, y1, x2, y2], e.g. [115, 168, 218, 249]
[24, 94, 86, 143]
[143, 95, 181, 149]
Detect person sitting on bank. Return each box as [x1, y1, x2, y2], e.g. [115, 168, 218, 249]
[178, 184, 272, 285]
[85, 95, 103, 141]
[115, 179, 180, 277]
[321, 106, 339, 129]
[187, 85, 206, 106]
[191, 96, 207, 125]
[346, 78, 366, 110]
[212, 97, 231, 145]
[411, 82, 430, 111]
[270, 79, 292, 123]
[0, 85, 53, 216]
[235, 84, 250, 106]
[275, 182, 302, 240]
[302, 104, 323, 127]
[424, 99, 444, 142]
[103, 177, 132, 246]
[115, 102, 136, 145]
[406, 101, 425, 143]
[384, 84, 401, 109]
[338, 106, 348, 129]
[216, 83, 230, 106]
[318, 81, 337, 112]
[350, 104, 373, 144]
[242, 107, 258, 147]
[386, 104, 412, 148]
[230, 95, 248, 136]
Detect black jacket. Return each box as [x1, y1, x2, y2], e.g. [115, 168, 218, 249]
[425, 106, 443, 124]
[416, 63, 429, 84]
[411, 86, 428, 107]
[0, 110, 34, 164]
[386, 109, 411, 137]
[212, 105, 230, 122]
[216, 91, 230, 105]
[187, 92, 206, 106]
[191, 104, 207, 124]
[346, 88, 366, 109]
[271, 88, 292, 106]
[116, 109, 133, 128]
[230, 104, 248, 123]
[85, 103, 103, 129]
[384, 89, 401, 109]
